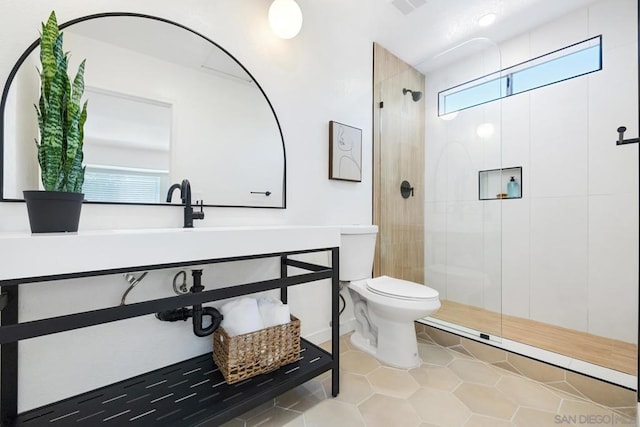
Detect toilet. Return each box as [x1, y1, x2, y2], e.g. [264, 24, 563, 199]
[341, 225, 440, 369]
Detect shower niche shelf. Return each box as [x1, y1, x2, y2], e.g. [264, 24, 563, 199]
[479, 166, 522, 200]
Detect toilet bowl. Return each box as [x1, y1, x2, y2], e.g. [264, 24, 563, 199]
[340, 226, 440, 369]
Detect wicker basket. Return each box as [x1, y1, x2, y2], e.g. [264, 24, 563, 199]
[213, 315, 301, 384]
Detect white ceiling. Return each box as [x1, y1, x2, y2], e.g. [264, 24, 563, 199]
[370, 0, 598, 73]
[65, 1, 600, 79]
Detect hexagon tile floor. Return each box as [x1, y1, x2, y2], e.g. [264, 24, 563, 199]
[221, 332, 637, 427]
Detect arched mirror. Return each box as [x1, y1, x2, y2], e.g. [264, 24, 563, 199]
[1, 13, 286, 208]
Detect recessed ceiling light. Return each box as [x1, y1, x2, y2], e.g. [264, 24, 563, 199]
[478, 13, 497, 27]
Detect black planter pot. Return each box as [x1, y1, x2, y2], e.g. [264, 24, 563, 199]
[23, 191, 84, 233]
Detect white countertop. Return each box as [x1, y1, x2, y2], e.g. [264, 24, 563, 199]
[0, 226, 341, 281]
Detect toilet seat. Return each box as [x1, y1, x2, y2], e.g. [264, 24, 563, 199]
[366, 276, 439, 301]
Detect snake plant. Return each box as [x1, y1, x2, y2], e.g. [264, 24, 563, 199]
[34, 11, 87, 192]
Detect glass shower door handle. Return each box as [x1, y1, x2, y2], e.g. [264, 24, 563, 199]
[616, 126, 640, 145]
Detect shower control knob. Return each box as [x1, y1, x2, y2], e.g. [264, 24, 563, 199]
[400, 181, 414, 199]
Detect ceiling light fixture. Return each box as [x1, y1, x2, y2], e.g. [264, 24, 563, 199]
[268, 0, 303, 39]
[478, 13, 497, 27]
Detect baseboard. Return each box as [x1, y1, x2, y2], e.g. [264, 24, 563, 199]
[303, 317, 356, 346]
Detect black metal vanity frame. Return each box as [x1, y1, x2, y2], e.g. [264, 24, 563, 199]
[0, 247, 340, 426]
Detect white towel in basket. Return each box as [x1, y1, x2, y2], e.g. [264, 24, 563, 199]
[220, 297, 264, 336]
[258, 298, 291, 328]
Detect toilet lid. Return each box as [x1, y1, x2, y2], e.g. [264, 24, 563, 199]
[366, 276, 439, 300]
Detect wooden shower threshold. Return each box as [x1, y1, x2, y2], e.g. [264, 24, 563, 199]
[433, 300, 637, 376]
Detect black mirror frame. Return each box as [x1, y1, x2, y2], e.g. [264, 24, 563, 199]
[0, 12, 287, 209]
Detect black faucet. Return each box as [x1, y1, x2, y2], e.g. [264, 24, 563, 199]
[166, 179, 204, 228]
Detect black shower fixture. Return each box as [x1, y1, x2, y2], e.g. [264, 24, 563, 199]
[402, 88, 423, 102]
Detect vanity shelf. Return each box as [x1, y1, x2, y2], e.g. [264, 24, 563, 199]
[0, 228, 341, 427]
[14, 340, 331, 426]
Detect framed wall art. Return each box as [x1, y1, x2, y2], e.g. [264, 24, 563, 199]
[329, 121, 362, 182]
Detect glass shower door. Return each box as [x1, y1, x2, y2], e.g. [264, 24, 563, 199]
[422, 39, 504, 341]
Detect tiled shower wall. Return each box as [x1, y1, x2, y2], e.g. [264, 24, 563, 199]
[424, 0, 639, 344]
[373, 43, 425, 284]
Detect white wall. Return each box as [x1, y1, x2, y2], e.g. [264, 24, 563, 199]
[425, 0, 638, 344]
[0, 0, 373, 411]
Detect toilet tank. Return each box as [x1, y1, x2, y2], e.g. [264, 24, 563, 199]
[340, 225, 378, 281]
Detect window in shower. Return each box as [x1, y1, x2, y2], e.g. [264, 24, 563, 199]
[438, 35, 602, 115]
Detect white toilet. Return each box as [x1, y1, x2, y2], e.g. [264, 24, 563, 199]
[341, 225, 440, 369]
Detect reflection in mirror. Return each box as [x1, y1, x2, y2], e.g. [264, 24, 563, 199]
[82, 88, 172, 203]
[1, 14, 286, 208]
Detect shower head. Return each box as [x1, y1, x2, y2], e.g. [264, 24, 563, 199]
[402, 88, 423, 102]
